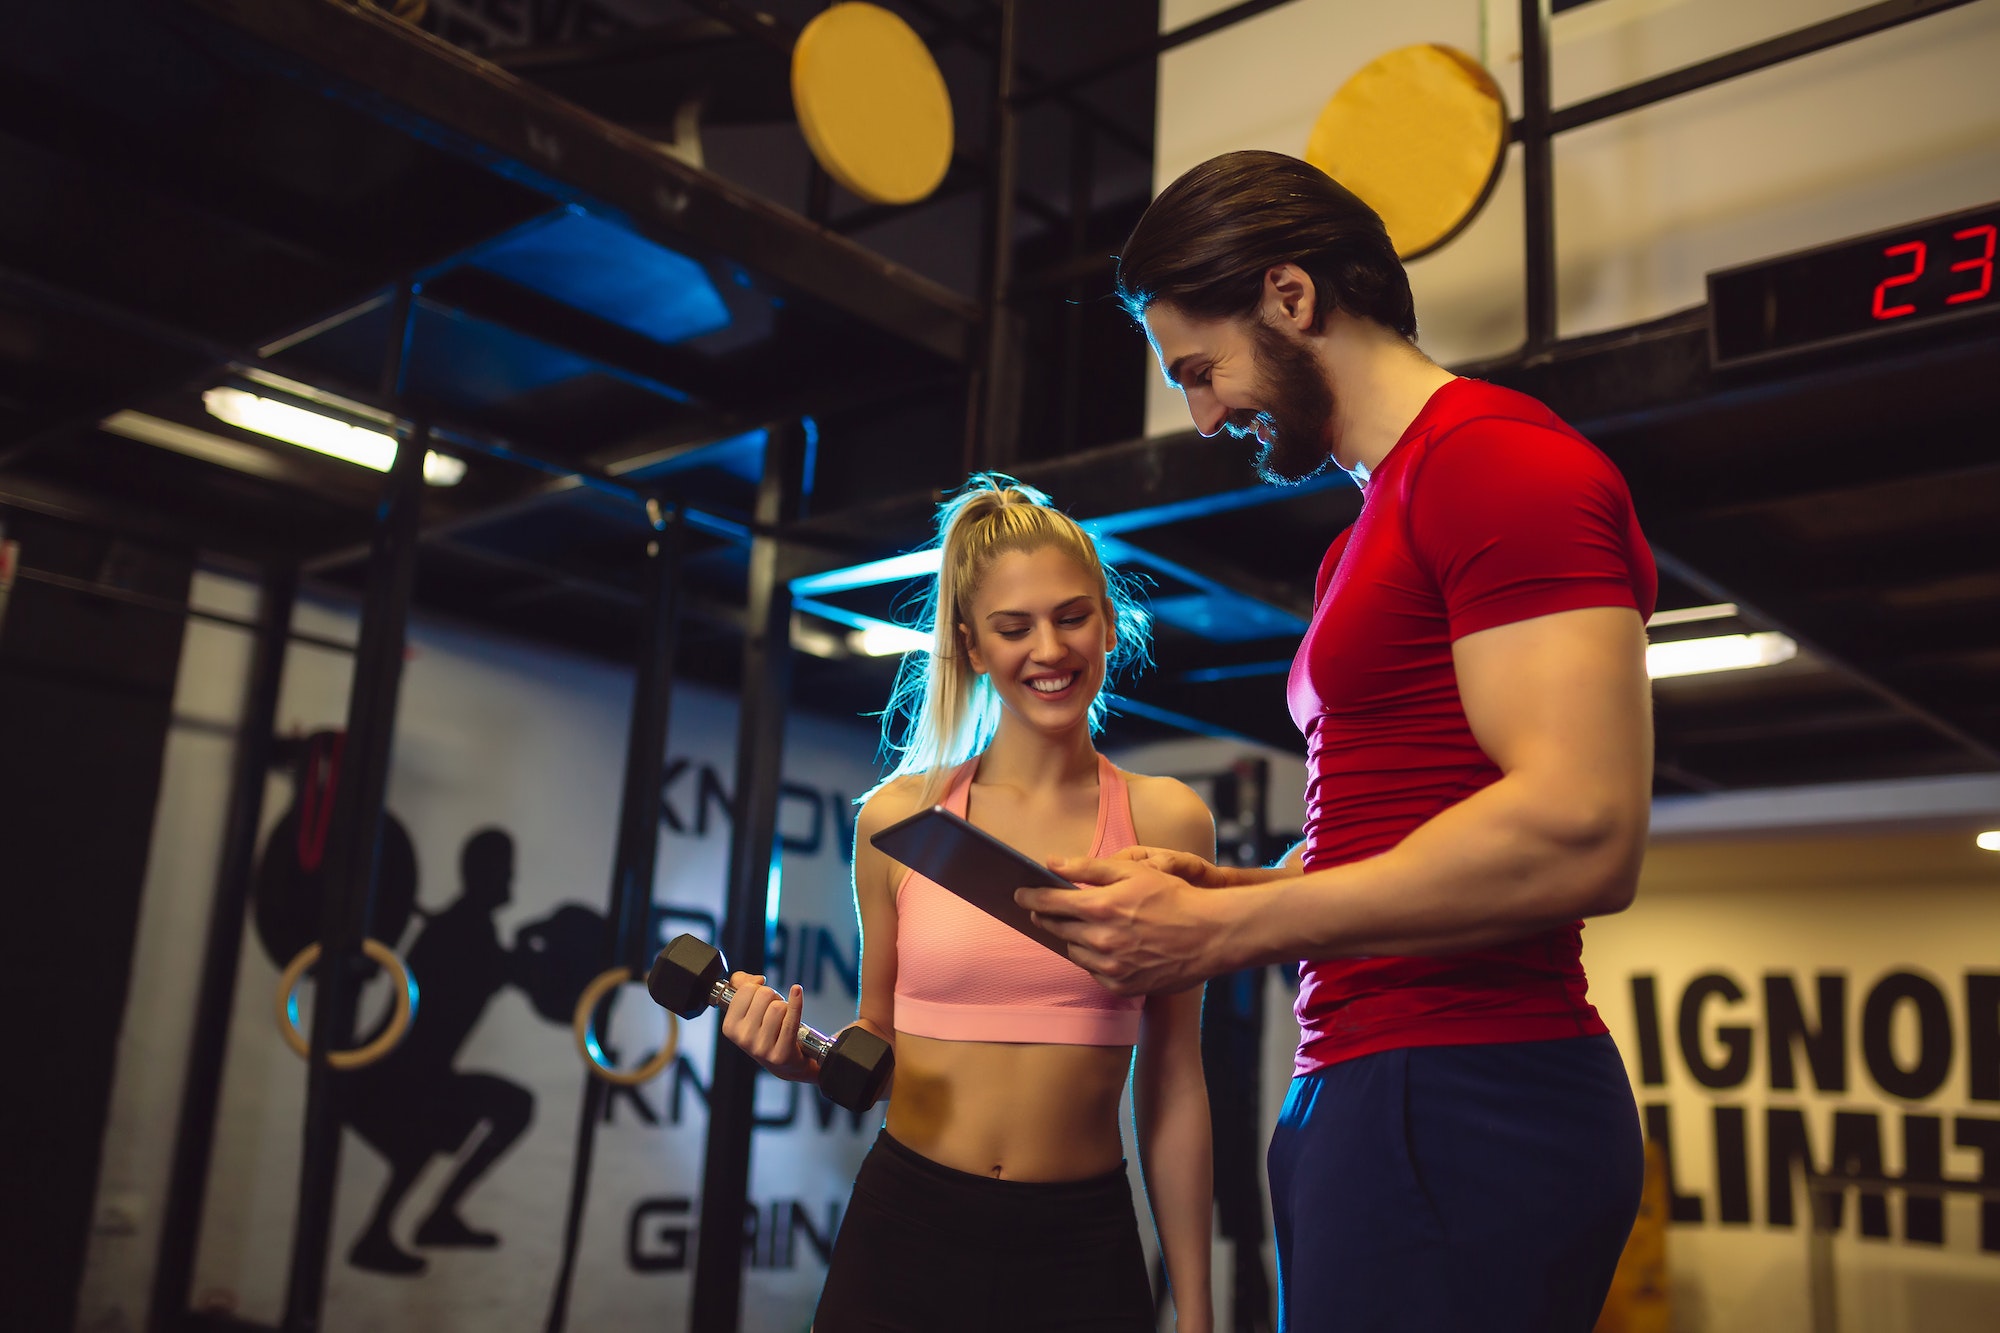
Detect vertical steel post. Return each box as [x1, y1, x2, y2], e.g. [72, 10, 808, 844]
[973, 0, 1023, 469]
[689, 422, 809, 1333]
[1520, 0, 1557, 351]
[1058, 117, 1096, 455]
[282, 284, 424, 1333]
[147, 564, 298, 1333]
[544, 499, 684, 1333]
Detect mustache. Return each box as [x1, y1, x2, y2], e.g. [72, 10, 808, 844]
[1223, 409, 1266, 439]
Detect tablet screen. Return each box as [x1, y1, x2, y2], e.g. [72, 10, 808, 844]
[869, 806, 1076, 958]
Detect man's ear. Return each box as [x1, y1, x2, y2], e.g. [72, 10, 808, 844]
[959, 622, 986, 675]
[1262, 263, 1318, 332]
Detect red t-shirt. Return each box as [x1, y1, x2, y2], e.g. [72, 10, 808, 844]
[1285, 377, 1655, 1075]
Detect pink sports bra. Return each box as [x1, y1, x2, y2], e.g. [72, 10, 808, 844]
[892, 755, 1145, 1046]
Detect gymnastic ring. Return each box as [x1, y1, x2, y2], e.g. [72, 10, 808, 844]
[573, 966, 679, 1087]
[274, 939, 418, 1070]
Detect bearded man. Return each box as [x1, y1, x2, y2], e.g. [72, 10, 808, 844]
[1020, 150, 1655, 1332]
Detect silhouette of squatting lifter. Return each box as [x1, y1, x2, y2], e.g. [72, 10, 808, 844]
[341, 829, 535, 1276]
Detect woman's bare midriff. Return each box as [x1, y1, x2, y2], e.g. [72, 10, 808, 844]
[883, 1032, 1133, 1181]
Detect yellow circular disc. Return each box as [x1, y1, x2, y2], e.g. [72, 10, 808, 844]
[1305, 45, 1508, 260]
[793, 3, 954, 207]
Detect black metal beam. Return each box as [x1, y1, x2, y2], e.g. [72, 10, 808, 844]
[672, 0, 796, 54]
[1649, 544, 2000, 769]
[1547, 0, 1981, 135]
[690, 421, 808, 1333]
[1012, 0, 1303, 109]
[973, 0, 1023, 469]
[1666, 705, 1917, 748]
[895, 0, 1153, 162]
[787, 427, 1297, 554]
[1058, 116, 1095, 454]
[829, 153, 1066, 238]
[545, 501, 683, 1333]
[0, 260, 662, 526]
[0, 471, 281, 565]
[281, 290, 426, 1333]
[418, 269, 750, 407]
[3, 562, 352, 653]
[147, 565, 297, 1333]
[1520, 0, 1557, 350]
[0, 264, 363, 474]
[177, 0, 980, 364]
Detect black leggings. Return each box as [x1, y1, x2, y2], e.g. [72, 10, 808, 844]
[813, 1130, 1155, 1333]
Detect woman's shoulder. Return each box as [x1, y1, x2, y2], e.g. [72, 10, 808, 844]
[1112, 768, 1214, 853]
[856, 774, 928, 838]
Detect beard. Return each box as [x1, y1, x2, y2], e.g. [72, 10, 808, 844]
[1227, 319, 1338, 486]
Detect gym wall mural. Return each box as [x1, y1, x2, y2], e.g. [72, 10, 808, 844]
[1578, 833, 2000, 1333]
[106, 575, 892, 1333]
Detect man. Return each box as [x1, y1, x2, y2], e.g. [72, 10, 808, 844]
[1017, 151, 1655, 1331]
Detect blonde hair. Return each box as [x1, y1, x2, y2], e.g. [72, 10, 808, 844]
[875, 474, 1150, 806]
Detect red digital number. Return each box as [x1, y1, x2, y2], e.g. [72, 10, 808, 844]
[1871, 241, 1926, 320]
[1946, 224, 1996, 305]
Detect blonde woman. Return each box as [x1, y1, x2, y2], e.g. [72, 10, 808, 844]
[720, 475, 1214, 1332]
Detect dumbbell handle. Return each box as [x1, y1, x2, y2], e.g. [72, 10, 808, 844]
[705, 979, 838, 1062]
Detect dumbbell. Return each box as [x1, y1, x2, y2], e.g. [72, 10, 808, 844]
[646, 934, 893, 1112]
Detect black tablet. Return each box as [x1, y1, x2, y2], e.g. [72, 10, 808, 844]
[869, 805, 1077, 958]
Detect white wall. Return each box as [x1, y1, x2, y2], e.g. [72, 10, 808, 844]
[76, 573, 889, 1333]
[1582, 831, 2000, 1332]
[1145, 0, 2000, 435]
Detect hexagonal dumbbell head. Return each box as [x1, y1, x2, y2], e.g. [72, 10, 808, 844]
[819, 1024, 895, 1112]
[647, 933, 727, 1018]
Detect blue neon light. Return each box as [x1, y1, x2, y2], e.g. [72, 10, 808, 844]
[791, 549, 942, 597]
[1108, 696, 1257, 742]
[1084, 470, 1351, 536]
[1181, 660, 1294, 684]
[617, 429, 768, 484]
[794, 597, 901, 637]
[1148, 594, 1305, 643]
[410, 303, 595, 405]
[1096, 536, 1308, 638]
[469, 209, 731, 346]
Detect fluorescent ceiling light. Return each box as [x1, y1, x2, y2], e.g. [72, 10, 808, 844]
[1977, 831, 2000, 852]
[848, 623, 932, 657]
[1647, 602, 1739, 628]
[202, 387, 463, 486]
[422, 453, 467, 487]
[789, 616, 849, 660]
[205, 387, 395, 469]
[1647, 632, 1797, 680]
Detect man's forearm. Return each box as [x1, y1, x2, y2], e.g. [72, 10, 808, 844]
[1217, 859, 1301, 889]
[1216, 771, 1644, 966]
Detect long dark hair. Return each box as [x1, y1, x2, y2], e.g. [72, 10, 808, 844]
[1115, 150, 1416, 339]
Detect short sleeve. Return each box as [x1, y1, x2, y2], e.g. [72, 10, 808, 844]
[1404, 420, 1649, 641]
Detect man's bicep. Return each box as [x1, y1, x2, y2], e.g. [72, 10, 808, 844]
[1452, 606, 1651, 797]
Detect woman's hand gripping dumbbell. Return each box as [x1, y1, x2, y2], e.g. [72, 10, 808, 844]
[646, 934, 893, 1112]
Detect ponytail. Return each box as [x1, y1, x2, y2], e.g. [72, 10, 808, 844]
[872, 474, 1149, 805]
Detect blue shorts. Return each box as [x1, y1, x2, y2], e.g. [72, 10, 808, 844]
[1267, 1035, 1643, 1332]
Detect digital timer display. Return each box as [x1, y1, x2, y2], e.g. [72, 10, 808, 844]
[1707, 201, 2000, 368]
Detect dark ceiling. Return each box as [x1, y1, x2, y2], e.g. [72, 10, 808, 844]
[1, 0, 1995, 808]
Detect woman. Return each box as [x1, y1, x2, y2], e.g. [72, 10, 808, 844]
[720, 476, 1215, 1332]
